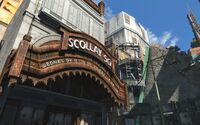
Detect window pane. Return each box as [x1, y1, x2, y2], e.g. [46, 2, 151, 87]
[55, 113, 64, 125]
[15, 107, 33, 125]
[32, 109, 44, 125]
[64, 114, 72, 125]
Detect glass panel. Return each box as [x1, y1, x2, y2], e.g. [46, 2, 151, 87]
[15, 107, 33, 125]
[55, 113, 64, 125]
[80, 113, 94, 125]
[47, 113, 55, 125]
[95, 115, 102, 125]
[64, 114, 72, 125]
[125, 119, 135, 125]
[32, 109, 44, 125]
[48, 112, 74, 125]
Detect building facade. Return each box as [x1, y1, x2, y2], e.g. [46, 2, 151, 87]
[0, 0, 128, 124]
[0, 0, 105, 74]
[105, 11, 149, 53]
[142, 46, 200, 125]
[0, 0, 23, 42]
[105, 12, 150, 125]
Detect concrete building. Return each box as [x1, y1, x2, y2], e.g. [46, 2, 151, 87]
[105, 11, 149, 55]
[105, 11, 200, 125]
[0, 0, 128, 125]
[105, 12, 150, 125]
[134, 9, 200, 125]
[0, 0, 105, 74]
[142, 46, 200, 125]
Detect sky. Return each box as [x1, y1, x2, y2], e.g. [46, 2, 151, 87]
[95, 0, 200, 52]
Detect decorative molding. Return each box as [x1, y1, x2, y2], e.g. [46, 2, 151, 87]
[2, 29, 128, 106]
[82, 0, 104, 16]
[8, 35, 31, 78]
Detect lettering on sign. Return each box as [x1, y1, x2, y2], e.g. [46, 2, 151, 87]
[41, 58, 73, 68]
[68, 38, 112, 66]
[41, 58, 118, 92]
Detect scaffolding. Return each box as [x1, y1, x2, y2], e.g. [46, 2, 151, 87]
[117, 43, 143, 83]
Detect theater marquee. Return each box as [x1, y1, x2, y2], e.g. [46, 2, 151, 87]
[68, 38, 112, 66]
[2, 27, 127, 106]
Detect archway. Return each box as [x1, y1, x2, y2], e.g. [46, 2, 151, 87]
[0, 29, 128, 125]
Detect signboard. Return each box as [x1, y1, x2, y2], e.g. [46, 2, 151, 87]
[68, 38, 112, 66]
[40, 57, 118, 93]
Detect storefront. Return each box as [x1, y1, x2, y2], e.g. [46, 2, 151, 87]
[0, 27, 128, 125]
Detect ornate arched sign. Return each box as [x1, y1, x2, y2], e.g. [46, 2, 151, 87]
[2, 27, 128, 106]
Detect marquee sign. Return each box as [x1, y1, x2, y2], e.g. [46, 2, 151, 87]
[67, 38, 112, 66]
[4, 30, 127, 106]
[40, 57, 120, 94]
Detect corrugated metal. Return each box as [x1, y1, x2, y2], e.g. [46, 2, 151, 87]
[40, 0, 104, 42]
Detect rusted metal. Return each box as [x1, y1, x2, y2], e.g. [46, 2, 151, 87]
[59, 27, 69, 51]
[8, 35, 32, 78]
[1, 29, 128, 106]
[82, 0, 105, 16]
[0, 50, 17, 86]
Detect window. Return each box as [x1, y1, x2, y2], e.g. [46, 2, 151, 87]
[125, 119, 135, 125]
[124, 14, 130, 24]
[141, 29, 146, 40]
[15, 106, 44, 125]
[129, 92, 134, 103]
[48, 112, 72, 125]
[132, 37, 137, 44]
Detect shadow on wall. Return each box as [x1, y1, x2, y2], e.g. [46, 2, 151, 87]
[144, 46, 200, 105]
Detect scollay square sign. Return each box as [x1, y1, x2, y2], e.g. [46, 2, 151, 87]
[68, 38, 112, 66]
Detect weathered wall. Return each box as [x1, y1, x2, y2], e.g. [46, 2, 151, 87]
[0, 0, 31, 74]
[144, 46, 200, 105]
[0, 0, 105, 74]
[0, 23, 6, 41]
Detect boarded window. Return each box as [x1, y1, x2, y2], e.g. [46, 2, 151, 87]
[124, 14, 130, 24]
[132, 37, 137, 44]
